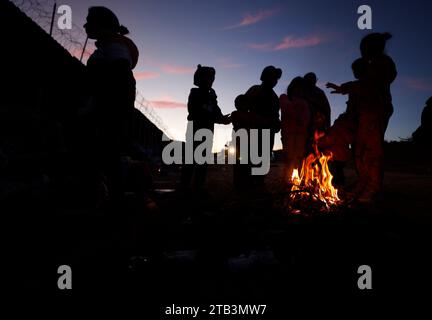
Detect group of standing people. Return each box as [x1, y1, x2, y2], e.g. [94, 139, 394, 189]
[280, 32, 397, 204]
[180, 33, 397, 204]
[180, 65, 283, 194]
[180, 64, 332, 195]
[82, 5, 396, 205]
[279, 72, 332, 184]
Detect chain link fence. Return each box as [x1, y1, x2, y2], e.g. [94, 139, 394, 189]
[12, 0, 172, 139]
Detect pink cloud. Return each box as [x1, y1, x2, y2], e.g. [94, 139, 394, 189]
[402, 76, 432, 92]
[274, 35, 324, 50]
[247, 34, 327, 51]
[150, 100, 187, 109]
[133, 71, 160, 80]
[161, 64, 195, 74]
[216, 57, 243, 69]
[226, 9, 278, 29]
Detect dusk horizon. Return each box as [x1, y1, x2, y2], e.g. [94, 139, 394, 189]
[4, 0, 432, 305]
[15, 0, 432, 151]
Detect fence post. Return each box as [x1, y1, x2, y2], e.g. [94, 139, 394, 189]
[49, 2, 57, 36]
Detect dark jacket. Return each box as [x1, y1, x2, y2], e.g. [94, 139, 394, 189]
[245, 85, 281, 132]
[304, 86, 331, 130]
[187, 87, 224, 131]
[86, 36, 138, 151]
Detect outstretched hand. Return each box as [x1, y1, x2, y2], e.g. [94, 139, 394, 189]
[326, 82, 343, 94]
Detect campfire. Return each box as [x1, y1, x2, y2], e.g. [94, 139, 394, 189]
[286, 151, 342, 215]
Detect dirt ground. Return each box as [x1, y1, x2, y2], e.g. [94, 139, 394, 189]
[8, 158, 432, 310]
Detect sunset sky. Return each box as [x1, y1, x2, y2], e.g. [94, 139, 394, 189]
[21, 0, 432, 151]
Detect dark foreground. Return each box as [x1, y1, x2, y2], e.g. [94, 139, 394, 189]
[5, 161, 432, 313]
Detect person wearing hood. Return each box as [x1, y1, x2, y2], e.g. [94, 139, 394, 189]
[84, 6, 139, 207]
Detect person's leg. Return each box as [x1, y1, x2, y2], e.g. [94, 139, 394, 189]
[355, 113, 384, 202]
[282, 134, 296, 184]
[100, 133, 126, 212]
[360, 123, 384, 201]
[320, 115, 356, 187]
[329, 161, 346, 186]
[350, 114, 369, 196]
[319, 115, 354, 161]
[193, 128, 213, 193]
[251, 129, 263, 187]
[234, 132, 249, 190]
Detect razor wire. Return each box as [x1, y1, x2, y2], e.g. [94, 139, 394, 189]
[12, 0, 173, 140]
[12, 0, 94, 61]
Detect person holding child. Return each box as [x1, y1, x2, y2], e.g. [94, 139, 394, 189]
[323, 32, 397, 202]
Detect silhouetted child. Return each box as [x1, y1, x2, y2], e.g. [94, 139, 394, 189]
[321, 58, 370, 185]
[231, 94, 252, 190]
[180, 65, 231, 195]
[280, 77, 311, 184]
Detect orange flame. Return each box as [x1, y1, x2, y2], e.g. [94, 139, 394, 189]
[290, 152, 340, 209]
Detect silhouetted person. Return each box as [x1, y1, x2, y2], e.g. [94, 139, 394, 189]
[303, 72, 331, 132]
[84, 6, 139, 208]
[231, 94, 252, 190]
[280, 77, 311, 184]
[180, 65, 231, 195]
[245, 66, 282, 187]
[360, 32, 397, 131]
[324, 32, 397, 202]
[322, 58, 372, 186]
[412, 97, 432, 144]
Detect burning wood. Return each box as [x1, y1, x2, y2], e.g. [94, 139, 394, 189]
[286, 152, 342, 215]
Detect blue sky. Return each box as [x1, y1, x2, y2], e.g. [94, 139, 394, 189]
[32, 0, 432, 150]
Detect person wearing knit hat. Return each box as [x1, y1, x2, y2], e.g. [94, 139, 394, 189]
[180, 65, 231, 195]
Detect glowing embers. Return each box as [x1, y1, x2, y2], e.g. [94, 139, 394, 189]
[287, 152, 341, 214]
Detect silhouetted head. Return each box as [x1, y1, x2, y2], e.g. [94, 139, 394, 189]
[351, 58, 369, 80]
[234, 94, 249, 111]
[304, 72, 317, 86]
[287, 76, 305, 100]
[84, 7, 129, 39]
[426, 97, 432, 107]
[193, 64, 216, 89]
[260, 66, 282, 89]
[360, 32, 392, 59]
